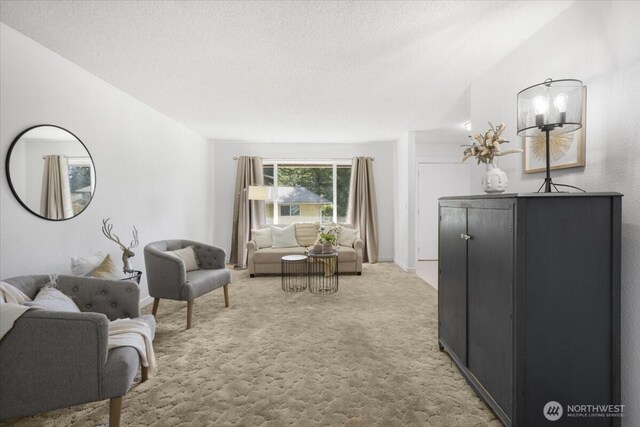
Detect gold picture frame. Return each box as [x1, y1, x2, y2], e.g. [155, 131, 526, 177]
[523, 86, 587, 173]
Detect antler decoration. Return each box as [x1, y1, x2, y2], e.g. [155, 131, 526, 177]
[102, 218, 139, 273]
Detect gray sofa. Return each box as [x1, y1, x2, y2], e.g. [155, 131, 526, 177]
[0, 275, 155, 427]
[144, 240, 231, 329]
[247, 223, 363, 276]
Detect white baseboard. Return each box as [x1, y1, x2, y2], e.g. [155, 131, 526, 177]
[393, 258, 416, 273]
[377, 256, 394, 262]
[140, 296, 154, 308]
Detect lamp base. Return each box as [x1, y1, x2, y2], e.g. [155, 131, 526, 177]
[536, 178, 586, 193]
[233, 265, 248, 270]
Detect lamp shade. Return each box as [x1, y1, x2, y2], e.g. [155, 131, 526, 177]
[517, 78, 584, 137]
[247, 185, 272, 201]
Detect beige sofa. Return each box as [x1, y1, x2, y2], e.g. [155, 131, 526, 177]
[247, 223, 363, 276]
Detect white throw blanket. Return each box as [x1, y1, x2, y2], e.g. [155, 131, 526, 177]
[0, 304, 34, 340]
[0, 282, 34, 340]
[0, 281, 32, 304]
[108, 318, 157, 375]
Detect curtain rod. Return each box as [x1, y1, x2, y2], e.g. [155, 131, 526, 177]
[233, 156, 374, 161]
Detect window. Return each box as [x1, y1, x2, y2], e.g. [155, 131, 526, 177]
[264, 160, 351, 225]
[67, 158, 95, 215]
[280, 204, 300, 216]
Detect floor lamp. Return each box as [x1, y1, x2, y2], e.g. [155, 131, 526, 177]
[516, 78, 585, 193]
[234, 185, 272, 270]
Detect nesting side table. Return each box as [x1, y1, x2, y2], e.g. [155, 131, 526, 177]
[307, 250, 339, 295]
[281, 255, 308, 292]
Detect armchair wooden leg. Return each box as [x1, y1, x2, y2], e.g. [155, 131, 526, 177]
[187, 300, 194, 329]
[151, 298, 160, 317]
[109, 396, 122, 427]
[223, 284, 229, 308]
[141, 365, 148, 383]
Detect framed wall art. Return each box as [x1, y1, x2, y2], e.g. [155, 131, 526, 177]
[523, 86, 587, 173]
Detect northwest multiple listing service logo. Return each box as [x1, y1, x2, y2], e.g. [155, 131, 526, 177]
[543, 401, 563, 421]
[543, 401, 625, 421]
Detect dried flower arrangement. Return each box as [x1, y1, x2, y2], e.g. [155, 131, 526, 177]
[462, 122, 523, 164]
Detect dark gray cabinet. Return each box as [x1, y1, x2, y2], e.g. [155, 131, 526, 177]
[438, 193, 621, 427]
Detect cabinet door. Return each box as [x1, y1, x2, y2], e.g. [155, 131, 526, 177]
[467, 207, 513, 416]
[438, 206, 467, 363]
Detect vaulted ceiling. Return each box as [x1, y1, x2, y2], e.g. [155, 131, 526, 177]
[0, 1, 573, 142]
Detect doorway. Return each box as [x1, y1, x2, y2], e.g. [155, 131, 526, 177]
[417, 162, 470, 261]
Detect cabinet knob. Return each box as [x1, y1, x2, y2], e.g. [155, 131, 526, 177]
[460, 234, 471, 241]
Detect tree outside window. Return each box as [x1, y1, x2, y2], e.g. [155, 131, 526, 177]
[264, 161, 351, 224]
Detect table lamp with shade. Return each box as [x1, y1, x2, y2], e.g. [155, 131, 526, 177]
[247, 185, 273, 201]
[516, 78, 585, 193]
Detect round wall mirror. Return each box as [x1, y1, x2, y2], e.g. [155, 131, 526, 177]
[5, 125, 96, 221]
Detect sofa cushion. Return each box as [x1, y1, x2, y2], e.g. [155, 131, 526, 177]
[70, 252, 106, 276]
[89, 255, 125, 280]
[168, 246, 200, 272]
[337, 246, 357, 262]
[338, 227, 360, 247]
[253, 247, 307, 264]
[295, 223, 320, 246]
[251, 228, 273, 249]
[270, 224, 298, 248]
[24, 286, 80, 312]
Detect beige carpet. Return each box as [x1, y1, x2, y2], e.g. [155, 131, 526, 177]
[8, 263, 500, 426]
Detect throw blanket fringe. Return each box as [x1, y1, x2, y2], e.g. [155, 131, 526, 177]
[108, 318, 157, 375]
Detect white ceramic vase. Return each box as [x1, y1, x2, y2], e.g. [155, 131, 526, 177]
[482, 161, 508, 194]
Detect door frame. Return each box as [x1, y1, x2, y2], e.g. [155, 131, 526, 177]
[415, 157, 468, 263]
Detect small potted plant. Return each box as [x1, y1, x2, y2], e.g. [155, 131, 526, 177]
[319, 232, 337, 253]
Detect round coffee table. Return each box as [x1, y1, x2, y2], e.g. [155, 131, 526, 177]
[307, 250, 339, 295]
[281, 255, 308, 293]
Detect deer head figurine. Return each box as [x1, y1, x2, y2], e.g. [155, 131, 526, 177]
[101, 218, 139, 273]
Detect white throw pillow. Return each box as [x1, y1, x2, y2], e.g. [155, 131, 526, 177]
[168, 246, 200, 272]
[270, 224, 299, 248]
[338, 227, 360, 247]
[70, 252, 106, 276]
[24, 286, 80, 312]
[251, 228, 273, 249]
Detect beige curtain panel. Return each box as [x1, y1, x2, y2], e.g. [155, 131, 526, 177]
[230, 156, 265, 267]
[40, 155, 73, 220]
[347, 157, 379, 263]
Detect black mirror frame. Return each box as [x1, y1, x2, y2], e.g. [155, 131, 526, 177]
[5, 124, 97, 221]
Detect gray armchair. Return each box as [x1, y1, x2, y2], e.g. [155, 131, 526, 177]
[0, 275, 155, 427]
[144, 240, 231, 329]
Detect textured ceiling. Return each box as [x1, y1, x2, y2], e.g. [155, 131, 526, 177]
[0, 1, 573, 142]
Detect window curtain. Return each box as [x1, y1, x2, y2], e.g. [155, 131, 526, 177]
[40, 155, 73, 219]
[230, 156, 265, 267]
[347, 157, 379, 263]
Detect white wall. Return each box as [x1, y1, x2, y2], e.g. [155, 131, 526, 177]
[394, 128, 467, 272]
[0, 23, 214, 302]
[212, 141, 394, 262]
[414, 127, 469, 159]
[469, 2, 640, 423]
[393, 132, 416, 272]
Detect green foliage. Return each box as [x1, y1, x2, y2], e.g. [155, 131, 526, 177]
[68, 165, 91, 192]
[319, 233, 337, 244]
[273, 165, 351, 220]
